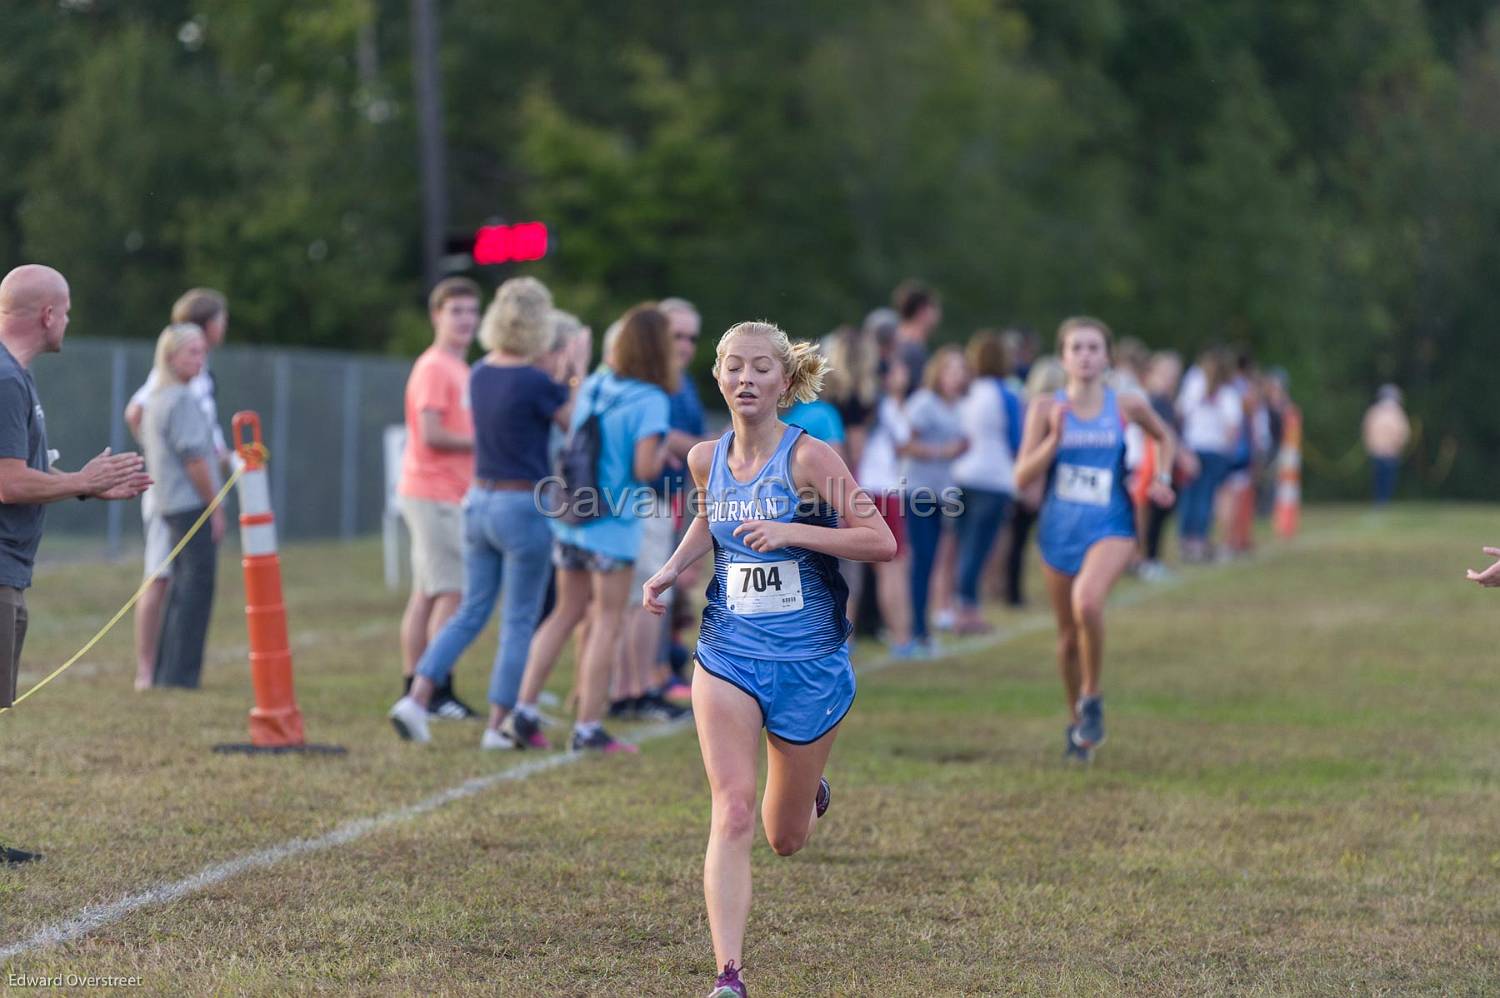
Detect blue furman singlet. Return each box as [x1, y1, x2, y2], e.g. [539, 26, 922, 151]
[1037, 388, 1137, 575]
[699, 424, 850, 659]
[695, 424, 855, 743]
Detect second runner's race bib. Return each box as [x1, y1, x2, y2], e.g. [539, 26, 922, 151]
[1056, 463, 1112, 507]
[726, 559, 804, 615]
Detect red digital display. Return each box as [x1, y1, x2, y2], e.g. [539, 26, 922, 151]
[473, 222, 548, 264]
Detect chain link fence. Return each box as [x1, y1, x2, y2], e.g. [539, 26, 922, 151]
[33, 337, 411, 563]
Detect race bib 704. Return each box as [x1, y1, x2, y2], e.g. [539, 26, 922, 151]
[726, 559, 803, 615]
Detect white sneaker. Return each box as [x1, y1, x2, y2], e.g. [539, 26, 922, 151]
[480, 728, 516, 751]
[1138, 561, 1176, 583]
[934, 609, 957, 631]
[389, 696, 431, 744]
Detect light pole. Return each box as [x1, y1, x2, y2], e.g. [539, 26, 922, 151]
[410, 0, 448, 291]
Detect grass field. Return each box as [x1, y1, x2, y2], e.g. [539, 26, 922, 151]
[2, 505, 1498, 995]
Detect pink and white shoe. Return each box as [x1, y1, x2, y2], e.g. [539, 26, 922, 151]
[707, 961, 747, 998]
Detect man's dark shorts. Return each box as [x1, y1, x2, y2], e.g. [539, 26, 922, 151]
[0, 585, 29, 709]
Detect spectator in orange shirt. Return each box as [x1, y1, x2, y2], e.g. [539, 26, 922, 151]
[398, 277, 480, 718]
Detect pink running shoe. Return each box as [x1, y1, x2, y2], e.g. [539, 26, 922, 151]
[708, 961, 747, 998]
[499, 711, 551, 750]
[569, 726, 640, 754]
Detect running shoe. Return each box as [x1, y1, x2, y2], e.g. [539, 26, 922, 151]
[708, 961, 748, 998]
[388, 695, 432, 743]
[499, 710, 551, 750]
[636, 690, 690, 722]
[569, 726, 639, 754]
[1064, 725, 1093, 764]
[1136, 560, 1173, 583]
[815, 777, 831, 819]
[608, 696, 640, 721]
[479, 728, 516, 751]
[1073, 695, 1106, 749]
[934, 608, 957, 632]
[1, 841, 42, 865]
[888, 639, 924, 660]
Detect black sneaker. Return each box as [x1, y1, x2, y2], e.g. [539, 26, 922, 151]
[607, 696, 640, 720]
[499, 710, 551, 750]
[636, 690, 689, 722]
[1, 842, 42, 865]
[430, 682, 479, 720]
[569, 726, 639, 754]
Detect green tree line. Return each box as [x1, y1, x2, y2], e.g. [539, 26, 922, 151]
[2, 0, 1498, 496]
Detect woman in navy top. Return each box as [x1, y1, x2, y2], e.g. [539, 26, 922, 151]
[1014, 317, 1177, 762]
[389, 277, 583, 749]
[641, 321, 896, 998]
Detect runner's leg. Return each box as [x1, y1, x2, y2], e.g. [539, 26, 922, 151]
[693, 667, 763, 971]
[1042, 564, 1081, 721]
[1071, 537, 1137, 696]
[763, 725, 839, 856]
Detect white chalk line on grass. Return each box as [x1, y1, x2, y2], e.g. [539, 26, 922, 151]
[0, 722, 690, 963]
[2, 527, 1353, 962]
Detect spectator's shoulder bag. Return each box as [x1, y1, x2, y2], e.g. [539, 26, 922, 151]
[554, 378, 627, 526]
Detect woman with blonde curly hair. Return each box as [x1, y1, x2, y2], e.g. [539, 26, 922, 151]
[501, 302, 676, 755]
[389, 277, 586, 749]
[642, 321, 896, 998]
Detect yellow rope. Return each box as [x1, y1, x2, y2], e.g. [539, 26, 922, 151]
[0, 464, 246, 715]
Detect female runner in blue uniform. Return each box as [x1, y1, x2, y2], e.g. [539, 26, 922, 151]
[643, 321, 896, 998]
[1014, 317, 1177, 761]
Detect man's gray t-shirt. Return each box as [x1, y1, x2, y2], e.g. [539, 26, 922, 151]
[142, 384, 219, 516]
[0, 344, 50, 589]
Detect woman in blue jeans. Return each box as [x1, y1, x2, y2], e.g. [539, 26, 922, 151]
[950, 332, 1022, 634]
[1176, 349, 1242, 562]
[389, 277, 583, 748]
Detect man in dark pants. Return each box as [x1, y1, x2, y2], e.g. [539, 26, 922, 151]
[0, 264, 152, 864]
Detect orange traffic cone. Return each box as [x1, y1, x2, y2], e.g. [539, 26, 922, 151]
[214, 412, 343, 755]
[1274, 405, 1303, 540]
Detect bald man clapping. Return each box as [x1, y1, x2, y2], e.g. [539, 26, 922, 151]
[0, 264, 151, 866]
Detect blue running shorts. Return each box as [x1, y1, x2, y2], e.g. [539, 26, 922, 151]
[694, 643, 855, 745]
[1039, 528, 1136, 577]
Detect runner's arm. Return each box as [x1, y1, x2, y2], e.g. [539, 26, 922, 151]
[1013, 396, 1062, 490]
[643, 441, 716, 612]
[731, 436, 895, 563]
[1122, 392, 1177, 482]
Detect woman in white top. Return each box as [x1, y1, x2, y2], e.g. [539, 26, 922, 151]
[856, 360, 916, 655]
[950, 332, 1019, 634]
[1175, 348, 1242, 561]
[900, 348, 970, 652]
